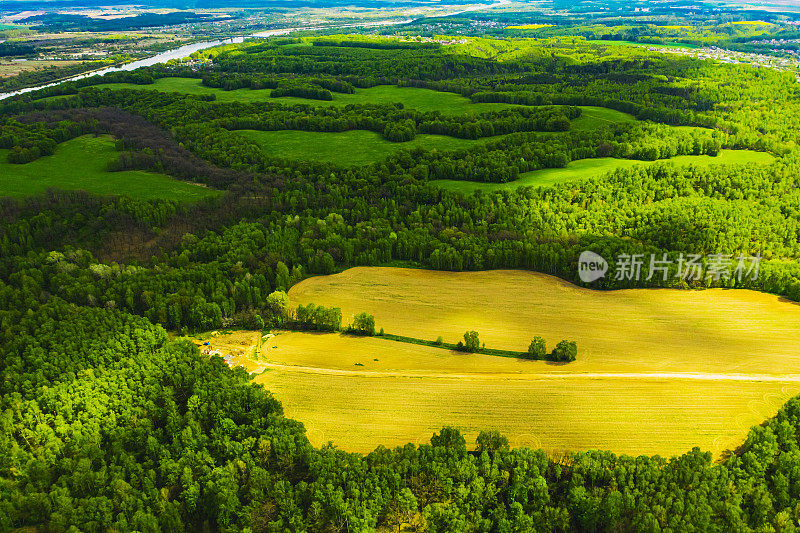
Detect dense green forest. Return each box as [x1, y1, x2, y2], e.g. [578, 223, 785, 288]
[3, 35, 800, 531]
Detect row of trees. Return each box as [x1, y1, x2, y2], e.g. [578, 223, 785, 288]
[528, 337, 579, 362]
[294, 302, 343, 331]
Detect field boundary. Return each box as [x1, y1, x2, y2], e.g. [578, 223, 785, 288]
[374, 332, 532, 359]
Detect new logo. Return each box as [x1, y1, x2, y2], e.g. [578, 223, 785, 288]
[578, 251, 608, 283]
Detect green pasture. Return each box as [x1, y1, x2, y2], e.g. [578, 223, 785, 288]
[0, 134, 218, 201]
[432, 149, 776, 193]
[236, 129, 487, 166]
[87, 78, 637, 121]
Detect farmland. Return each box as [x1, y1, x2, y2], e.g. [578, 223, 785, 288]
[0, 59, 83, 78]
[7, 25, 800, 530]
[247, 267, 800, 456]
[257, 364, 798, 457]
[0, 134, 217, 201]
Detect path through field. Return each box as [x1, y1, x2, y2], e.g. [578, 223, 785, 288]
[249, 267, 800, 457]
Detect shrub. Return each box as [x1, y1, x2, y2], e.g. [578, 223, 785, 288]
[550, 340, 578, 362]
[528, 336, 547, 359]
[351, 312, 376, 336]
[461, 330, 480, 352]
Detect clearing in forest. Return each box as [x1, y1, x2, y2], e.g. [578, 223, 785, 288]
[247, 267, 800, 457]
[0, 134, 218, 201]
[89, 77, 635, 119]
[236, 129, 489, 166]
[433, 149, 775, 193]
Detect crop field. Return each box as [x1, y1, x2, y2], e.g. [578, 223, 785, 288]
[0, 134, 217, 201]
[256, 367, 799, 457]
[433, 149, 776, 193]
[0, 60, 84, 78]
[237, 129, 489, 166]
[247, 267, 800, 456]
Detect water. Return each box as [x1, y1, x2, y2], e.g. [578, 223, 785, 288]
[0, 0, 508, 101]
[0, 36, 245, 100]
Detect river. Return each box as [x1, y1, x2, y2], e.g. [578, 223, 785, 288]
[0, 0, 510, 101]
[0, 37, 246, 100]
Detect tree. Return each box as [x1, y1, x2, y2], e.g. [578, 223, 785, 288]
[430, 427, 467, 456]
[551, 340, 578, 362]
[266, 290, 290, 323]
[385, 488, 419, 532]
[461, 330, 480, 352]
[275, 262, 290, 291]
[476, 430, 509, 453]
[528, 336, 547, 359]
[351, 312, 375, 336]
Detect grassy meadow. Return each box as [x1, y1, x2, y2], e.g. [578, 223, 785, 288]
[0, 134, 217, 201]
[91, 77, 520, 113]
[433, 149, 776, 193]
[237, 129, 489, 166]
[239, 267, 800, 456]
[236, 105, 636, 166]
[90, 78, 635, 119]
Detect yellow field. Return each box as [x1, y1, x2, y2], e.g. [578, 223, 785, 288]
[247, 267, 800, 458]
[506, 24, 555, 30]
[259, 364, 799, 457]
[288, 268, 800, 374]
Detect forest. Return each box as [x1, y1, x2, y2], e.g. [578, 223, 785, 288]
[2, 34, 800, 531]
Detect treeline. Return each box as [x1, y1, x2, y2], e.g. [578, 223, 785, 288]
[0, 117, 96, 163]
[294, 302, 343, 331]
[312, 38, 441, 50]
[213, 102, 579, 142]
[0, 41, 35, 57]
[20, 11, 218, 32]
[3, 153, 800, 333]
[202, 72, 356, 95]
[471, 90, 720, 128]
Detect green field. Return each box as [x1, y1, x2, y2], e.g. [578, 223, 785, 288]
[571, 105, 636, 129]
[233, 106, 634, 166]
[89, 78, 637, 121]
[433, 149, 776, 193]
[91, 78, 521, 113]
[0, 134, 218, 201]
[237, 129, 488, 166]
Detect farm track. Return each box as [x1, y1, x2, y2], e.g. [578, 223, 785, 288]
[253, 361, 800, 383]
